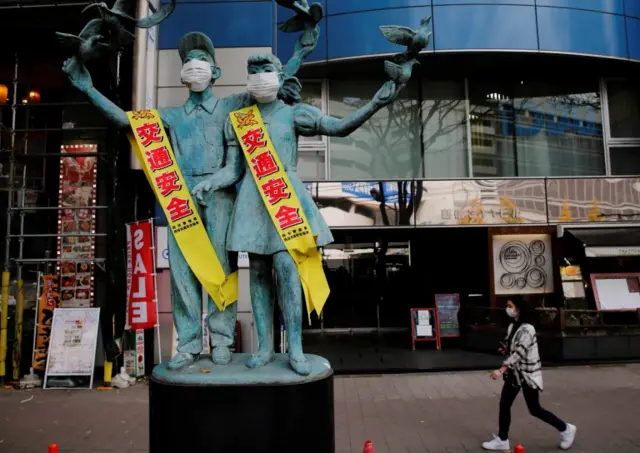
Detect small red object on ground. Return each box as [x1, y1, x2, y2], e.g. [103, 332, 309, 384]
[48, 443, 59, 453]
[514, 444, 525, 453]
[363, 440, 374, 453]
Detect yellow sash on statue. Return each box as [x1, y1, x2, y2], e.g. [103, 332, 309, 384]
[229, 105, 330, 320]
[126, 109, 238, 311]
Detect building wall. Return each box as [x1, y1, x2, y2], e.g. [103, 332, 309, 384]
[276, 0, 640, 63]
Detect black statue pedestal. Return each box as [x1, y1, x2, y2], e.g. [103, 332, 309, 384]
[149, 353, 334, 453]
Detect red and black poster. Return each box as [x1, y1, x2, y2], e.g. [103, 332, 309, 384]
[57, 144, 98, 307]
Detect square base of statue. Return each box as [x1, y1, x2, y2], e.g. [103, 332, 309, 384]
[149, 353, 335, 453]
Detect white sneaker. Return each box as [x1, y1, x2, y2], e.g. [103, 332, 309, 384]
[560, 423, 577, 450]
[482, 434, 510, 451]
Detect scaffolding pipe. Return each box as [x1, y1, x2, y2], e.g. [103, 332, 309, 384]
[10, 205, 108, 211]
[12, 279, 23, 380]
[0, 54, 18, 384]
[13, 258, 105, 263]
[8, 233, 106, 238]
[12, 132, 28, 379]
[0, 3, 91, 10]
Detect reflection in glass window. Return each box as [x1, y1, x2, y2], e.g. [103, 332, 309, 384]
[421, 80, 468, 178]
[606, 79, 640, 139]
[468, 79, 605, 177]
[328, 80, 421, 180]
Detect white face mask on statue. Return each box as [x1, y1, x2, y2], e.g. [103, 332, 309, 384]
[180, 59, 213, 93]
[247, 72, 281, 103]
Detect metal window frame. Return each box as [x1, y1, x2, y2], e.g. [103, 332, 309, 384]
[601, 77, 640, 176]
[298, 78, 329, 181]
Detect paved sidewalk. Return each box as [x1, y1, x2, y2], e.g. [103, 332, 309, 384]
[1, 364, 639, 452]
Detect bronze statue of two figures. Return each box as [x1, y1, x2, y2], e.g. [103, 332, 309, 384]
[59, 0, 431, 378]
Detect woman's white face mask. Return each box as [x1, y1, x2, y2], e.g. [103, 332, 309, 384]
[506, 307, 517, 318]
[247, 72, 281, 103]
[181, 59, 212, 93]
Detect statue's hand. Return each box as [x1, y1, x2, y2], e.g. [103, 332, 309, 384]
[62, 57, 94, 93]
[294, 26, 320, 56]
[373, 80, 402, 108]
[192, 178, 213, 206]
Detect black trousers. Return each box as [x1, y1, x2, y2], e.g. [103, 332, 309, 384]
[499, 375, 567, 441]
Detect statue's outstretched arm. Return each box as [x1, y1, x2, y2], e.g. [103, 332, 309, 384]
[295, 81, 402, 138]
[282, 26, 320, 77]
[62, 57, 129, 128]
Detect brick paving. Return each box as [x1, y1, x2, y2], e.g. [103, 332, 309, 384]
[1, 364, 640, 453]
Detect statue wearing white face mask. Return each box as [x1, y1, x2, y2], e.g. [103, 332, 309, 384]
[180, 58, 214, 93]
[246, 72, 282, 103]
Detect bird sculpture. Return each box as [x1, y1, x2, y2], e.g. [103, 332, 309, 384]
[379, 16, 431, 62]
[83, 0, 176, 28]
[276, 0, 323, 47]
[81, 0, 176, 49]
[379, 16, 431, 85]
[383, 59, 419, 85]
[56, 19, 110, 64]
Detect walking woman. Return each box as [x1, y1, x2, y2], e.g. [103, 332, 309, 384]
[482, 298, 577, 451]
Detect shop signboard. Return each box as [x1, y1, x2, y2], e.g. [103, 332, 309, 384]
[155, 226, 169, 269]
[57, 144, 98, 308]
[492, 234, 554, 295]
[43, 307, 100, 390]
[413, 179, 547, 226]
[546, 177, 640, 223]
[125, 220, 158, 331]
[434, 293, 460, 338]
[33, 274, 61, 372]
[307, 180, 417, 227]
[308, 177, 640, 228]
[410, 308, 439, 351]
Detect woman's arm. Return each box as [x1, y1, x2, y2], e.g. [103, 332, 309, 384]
[502, 327, 535, 368]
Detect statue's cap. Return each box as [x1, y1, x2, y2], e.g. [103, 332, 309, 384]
[178, 32, 216, 62]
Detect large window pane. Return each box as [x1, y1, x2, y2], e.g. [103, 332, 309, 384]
[606, 79, 640, 139]
[298, 151, 325, 180]
[329, 79, 421, 179]
[469, 79, 605, 177]
[610, 146, 640, 175]
[422, 80, 468, 178]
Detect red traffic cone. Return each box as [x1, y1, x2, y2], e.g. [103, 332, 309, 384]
[363, 440, 374, 453]
[48, 443, 59, 453]
[514, 444, 525, 453]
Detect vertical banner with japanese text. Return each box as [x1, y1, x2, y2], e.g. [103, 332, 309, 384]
[33, 275, 61, 372]
[229, 106, 330, 319]
[125, 109, 237, 311]
[126, 221, 157, 330]
[57, 144, 98, 308]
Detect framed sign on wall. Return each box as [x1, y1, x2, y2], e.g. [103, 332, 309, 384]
[492, 234, 554, 295]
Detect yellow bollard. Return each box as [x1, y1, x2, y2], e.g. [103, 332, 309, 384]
[12, 279, 24, 380]
[104, 360, 113, 384]
[0, 271, 10, 380]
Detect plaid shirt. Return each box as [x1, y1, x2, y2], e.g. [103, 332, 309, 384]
[503, 323, 544, 391]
